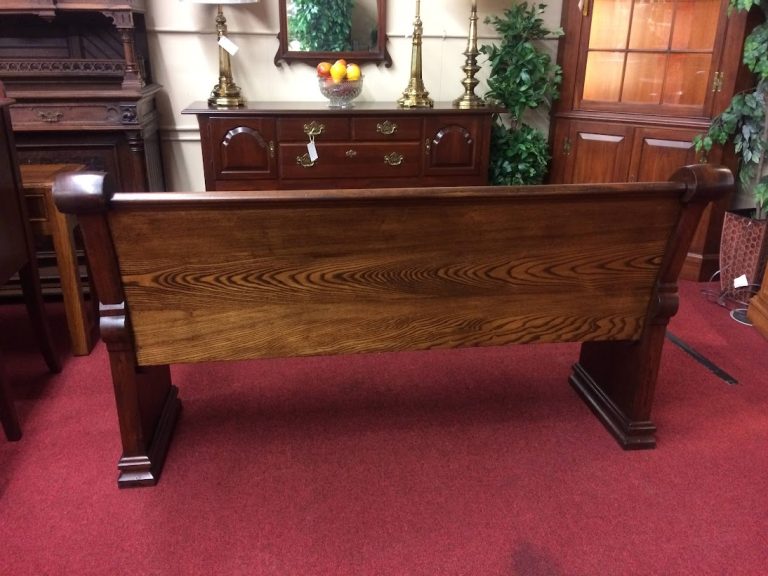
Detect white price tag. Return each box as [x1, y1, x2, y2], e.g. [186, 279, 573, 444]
[307, 140, 318, 161]
[733, 274, 749, 288]
[218, 35, 239, 56]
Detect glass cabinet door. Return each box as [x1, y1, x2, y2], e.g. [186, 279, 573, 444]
[579, 0, 724, 115]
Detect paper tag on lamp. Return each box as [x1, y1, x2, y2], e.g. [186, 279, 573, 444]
[218, 35, 239, 55]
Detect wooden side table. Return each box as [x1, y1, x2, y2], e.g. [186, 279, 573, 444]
[20, 164, 98, 356]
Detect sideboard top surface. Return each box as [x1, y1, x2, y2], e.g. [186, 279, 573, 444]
[182, 102, 501, 117]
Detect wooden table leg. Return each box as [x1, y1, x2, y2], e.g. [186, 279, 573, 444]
[0, 352, 22, 441]
[43, 190, 98, 356]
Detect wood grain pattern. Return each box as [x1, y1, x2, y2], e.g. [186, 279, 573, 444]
[105, 193, 679, 365]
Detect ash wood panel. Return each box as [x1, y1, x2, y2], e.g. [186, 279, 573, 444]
[106, 192, 681, 366]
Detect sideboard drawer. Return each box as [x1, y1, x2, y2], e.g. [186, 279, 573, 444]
[280, 142, 422, 180]
[278, 117, 350, 141]
[10, 103, 125, 128]
[352, 117, 422, 141]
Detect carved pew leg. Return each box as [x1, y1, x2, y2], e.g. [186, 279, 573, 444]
[102, 309, 181, 487]
[570, 327, 667, 449]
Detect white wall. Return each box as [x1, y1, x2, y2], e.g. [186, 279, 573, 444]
[145, 0, 563, 191]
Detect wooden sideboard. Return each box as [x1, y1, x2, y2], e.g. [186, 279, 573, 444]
[183, 102, 494, 190]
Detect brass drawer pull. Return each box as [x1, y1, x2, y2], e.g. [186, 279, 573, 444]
[38, 111, 63, 123]
[303, 121, 325, 137]
[425, 138, 431, 155]
[296, 153, 316, 168]
[376, 120, 398, 135]
[345, 149, 357, 158]
[269, 141, 275, 158]
[384, 152, 404, 166]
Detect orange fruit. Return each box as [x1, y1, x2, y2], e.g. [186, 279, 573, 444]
[330, 60, 347, 83]
[346, 63, 361, 81]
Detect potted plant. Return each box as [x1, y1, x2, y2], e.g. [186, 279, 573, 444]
[694, 0, 768, 301]
[288, 0, 354, 52]
[480, 1, 562, 185]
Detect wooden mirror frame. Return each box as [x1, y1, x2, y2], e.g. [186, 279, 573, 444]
[274, 0, 392, 67]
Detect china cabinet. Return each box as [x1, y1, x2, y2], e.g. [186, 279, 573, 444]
[549, 0, 751, 280]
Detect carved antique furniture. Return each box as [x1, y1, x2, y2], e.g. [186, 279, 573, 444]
[0, 0, 164, 191]
[0, 0, 165, 297]
[1, 84, 61, 441]
[21, 163, 98, 355]
[54, 164, 731, 486]
[183, 102, 493, 190]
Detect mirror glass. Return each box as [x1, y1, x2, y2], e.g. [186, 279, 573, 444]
[275, 0, 391, 67]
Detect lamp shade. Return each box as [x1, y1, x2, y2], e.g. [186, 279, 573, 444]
[180, 0, 257, 4]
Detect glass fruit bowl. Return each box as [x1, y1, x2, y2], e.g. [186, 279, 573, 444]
[318, 77, 363, 108]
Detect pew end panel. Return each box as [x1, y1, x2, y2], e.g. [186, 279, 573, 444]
[53, 165, 732, 487]
[571, 164, 735, 448]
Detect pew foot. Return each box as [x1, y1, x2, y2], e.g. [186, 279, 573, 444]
[117, 385, 181, 488]
[570, 362, 657, 450]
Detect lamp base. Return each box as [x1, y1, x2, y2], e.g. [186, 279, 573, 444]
[208, 82, 246, 108]
[397, 80, 434, 108]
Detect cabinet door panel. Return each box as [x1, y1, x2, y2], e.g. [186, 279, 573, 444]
[629, 127, 699, 182]
[424, 117, 483, 176]
[209, 118, 276, 181]
[559, 121, 632, 183]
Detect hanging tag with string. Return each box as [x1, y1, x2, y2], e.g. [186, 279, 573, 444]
[307, 133, 318, 162]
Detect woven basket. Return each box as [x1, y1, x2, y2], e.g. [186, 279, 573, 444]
[719, 211, 768, 302]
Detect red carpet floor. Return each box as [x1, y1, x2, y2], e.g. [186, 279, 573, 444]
[1, 281, 767, 575]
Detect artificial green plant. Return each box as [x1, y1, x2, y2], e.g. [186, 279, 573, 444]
[695, 0, 768, 219]
[480, 1, 562, 185]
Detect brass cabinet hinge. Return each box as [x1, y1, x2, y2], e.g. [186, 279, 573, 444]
[712, 71, 724, 93]
[562, 137, 572, 156]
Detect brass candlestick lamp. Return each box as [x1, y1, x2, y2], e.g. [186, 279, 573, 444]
[453, 0, 486, 109]
[182, 0, 258, 107]
[398, 0, 433, 108]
